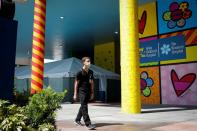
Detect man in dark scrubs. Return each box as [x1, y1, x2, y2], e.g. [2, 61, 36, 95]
[73, 57, 96, 130]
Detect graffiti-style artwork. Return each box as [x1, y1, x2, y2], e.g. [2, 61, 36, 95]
[157, 0, 197, 34]
[160, 29, 197, 46]
[140, 67, 160, 104]
[140, 71, 154, 97]
[171, 69, 196, 97]
[138, 2, 157, 38]
[163, 2, 192, 29]
[161, 63, 197, 105]
[139, 11, 147, 34]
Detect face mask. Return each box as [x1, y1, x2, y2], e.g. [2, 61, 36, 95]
[88, 64, 91, 68]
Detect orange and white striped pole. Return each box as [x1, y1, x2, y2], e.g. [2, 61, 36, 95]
[30, 0, 46, 94]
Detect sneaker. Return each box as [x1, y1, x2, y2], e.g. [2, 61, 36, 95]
[86, 124, 96, 130]
[74, 121, 83, 126]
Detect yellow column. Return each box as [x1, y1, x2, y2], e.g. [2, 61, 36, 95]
[120, 0, 141, 114]
[30, 0, 46, 94]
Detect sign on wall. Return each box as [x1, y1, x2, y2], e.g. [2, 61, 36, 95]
[140, 35, 186, 63]
[139, 36, 159, 66]
[157, 0, 197, 34]
[160, 46, 197, 65]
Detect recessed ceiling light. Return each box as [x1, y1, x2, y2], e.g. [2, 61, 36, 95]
[115, 31, 118, 34]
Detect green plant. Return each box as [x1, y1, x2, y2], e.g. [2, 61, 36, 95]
[0, 100, 27, 131]
[0, 87, 66, 130]
[13, 77, 31, 106]
[25, 87, 67, 129]
[38, 123, 55, 131]
[13, 89, 31, 106]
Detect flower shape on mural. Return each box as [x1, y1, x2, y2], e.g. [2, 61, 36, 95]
[161, 44, 171, 55]
[140, 71, 154, 97]
[179, 2, 188, 11]
[162, 2, 192, 29]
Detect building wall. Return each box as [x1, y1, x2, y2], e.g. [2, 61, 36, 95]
[94, 42, 115, 72]
[139, 0, 197, 105]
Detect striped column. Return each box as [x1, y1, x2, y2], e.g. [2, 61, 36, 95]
[120, 0, 141, 114]
[31, 0, 46, 94]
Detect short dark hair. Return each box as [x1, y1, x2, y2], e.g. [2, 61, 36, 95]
[81, 57, 91, 63]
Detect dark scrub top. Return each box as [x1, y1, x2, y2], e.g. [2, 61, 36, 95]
[76, 69, 94, 94]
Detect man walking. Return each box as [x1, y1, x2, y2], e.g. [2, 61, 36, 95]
[73, 57, 96, 130]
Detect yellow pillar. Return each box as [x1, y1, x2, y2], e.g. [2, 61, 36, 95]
[30, 0, 46, 94]
[120, 0, 141, 114]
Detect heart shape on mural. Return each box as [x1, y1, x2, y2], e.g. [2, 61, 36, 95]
[139, 10, 147, 34]
[171, 69, 196, 97]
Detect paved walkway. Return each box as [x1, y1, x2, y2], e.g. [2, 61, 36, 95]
[56, 103, 197, 131]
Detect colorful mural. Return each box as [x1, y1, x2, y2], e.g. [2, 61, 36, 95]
[161, 63, 197, 105]
[138, 0, 197, 105]
[139, 36, 157, 43]
[157, 0, 197, 34]
[171, 69, 196, 97]
[140, 71, 154, 97]
[139, 11, 147, 35]
[140, 67, 160, 104]
[162, 2, 192, 29]
[138, 2, 157, 38]
[160, 29, 197, 46]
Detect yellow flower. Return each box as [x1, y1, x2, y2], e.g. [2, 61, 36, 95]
[179, 2, 188, 11]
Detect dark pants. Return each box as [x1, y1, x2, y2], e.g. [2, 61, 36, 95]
[75, 92, 91, 126]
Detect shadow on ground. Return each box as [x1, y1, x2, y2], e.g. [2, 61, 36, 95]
[142, 104, 197, 113]
[91, 103, 197, 113]
[95, 123, 123, 128]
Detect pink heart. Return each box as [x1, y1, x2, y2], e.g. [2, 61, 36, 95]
[171, 69, 196, 97]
